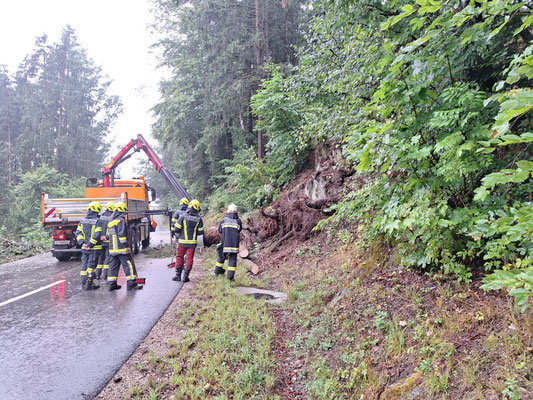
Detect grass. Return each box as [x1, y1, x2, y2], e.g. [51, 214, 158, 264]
[129, 251, 278, 399]
[143, 243, 175, 258]
[125, 237, 533, 399]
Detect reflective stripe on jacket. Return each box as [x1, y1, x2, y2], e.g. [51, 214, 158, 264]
[108, 213, 129, 254]
[75, 210, 101, 251]
[99, 210, 114, 245]
[174, 209, 204, 248]
[171, 204, 189, 233]
[218, 212, 242, 253]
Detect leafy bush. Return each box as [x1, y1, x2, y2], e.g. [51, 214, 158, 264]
[4, 164, 85, 239]
[208, 66, 308, 212]
[296, 1, 532, 289]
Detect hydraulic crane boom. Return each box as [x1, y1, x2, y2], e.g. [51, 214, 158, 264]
[102, 134, 191, 200]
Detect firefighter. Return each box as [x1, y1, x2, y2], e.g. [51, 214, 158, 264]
[173, 199, 204, 283]
[95, 202, 115, 281]
[171, 197, 190, 263]
[75, 201, 103, 290]
[171, 198, 190, 237]
[214, 204, 242, 280]
[106, 201, 142, 291]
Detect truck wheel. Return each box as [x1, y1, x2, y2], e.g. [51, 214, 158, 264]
[141, 231, 150, 249]
[55, 253, 71, 262]
[132, 229, 139, 255]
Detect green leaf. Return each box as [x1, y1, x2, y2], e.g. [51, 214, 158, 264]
[516, 160, 533, 171]
[357, 151, 371, 172]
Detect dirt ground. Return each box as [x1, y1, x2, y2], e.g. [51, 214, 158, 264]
[95, 255, 207, 400]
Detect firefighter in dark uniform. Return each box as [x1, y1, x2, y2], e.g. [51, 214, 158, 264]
[173, 199, 204, 283]
[75, 201, 103, 290]
[95, 202, 115, 281]
[214, 204, 242, 280]
[171, 197, 189, 237]
[107, 201, 142, 291]
[171, 197, 190, 263]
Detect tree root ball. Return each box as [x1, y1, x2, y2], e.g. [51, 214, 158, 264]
[203, 228, 221, 247]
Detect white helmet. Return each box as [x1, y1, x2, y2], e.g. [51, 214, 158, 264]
[227, 204, 238, 213]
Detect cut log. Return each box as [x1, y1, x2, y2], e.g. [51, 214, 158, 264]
[239, 258, 259, 275]
[238, 244, 249, 259]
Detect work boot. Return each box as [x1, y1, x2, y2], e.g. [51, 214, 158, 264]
[213, 266, 225, 276]
[172, 267, 183, 282]
[182, 268, 190, 283]
[127, 281, 143, 290]
[84, 279, 100, 290]
[108, 282, 121, 291]
[227, 270, 235, 281]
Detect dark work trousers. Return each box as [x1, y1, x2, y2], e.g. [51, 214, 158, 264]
[107, 253, 137, 288]
[176, 245, 195, 271]
[95, 248, 105, 279]
[101, 246, 110, 280]
[80, 250, 97, 285]
[215, 244, 238, 280]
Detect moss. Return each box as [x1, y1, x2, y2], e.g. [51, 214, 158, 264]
[483, 334, 499, 352]
[381, 371, 424, 399]
[359, 236, 392, 276]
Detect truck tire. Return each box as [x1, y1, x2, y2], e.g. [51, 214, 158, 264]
[141, 231, 150, 249]
[132, 229, 139, 255]
[55, 253, 71, 262]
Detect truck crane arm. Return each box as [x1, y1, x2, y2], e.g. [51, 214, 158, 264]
[102, 134, 191, 200]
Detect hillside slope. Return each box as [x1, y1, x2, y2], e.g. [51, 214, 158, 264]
[242, 146, 532, 399]
[96, 146, 532, 400]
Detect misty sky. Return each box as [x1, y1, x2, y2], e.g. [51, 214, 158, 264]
[0, 0, 163, 177]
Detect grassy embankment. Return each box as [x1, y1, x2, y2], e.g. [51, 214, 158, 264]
[129, 248, 277, 399]
[130, 237, 532, 399]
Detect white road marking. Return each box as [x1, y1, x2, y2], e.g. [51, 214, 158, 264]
[0, 280, 66, 307]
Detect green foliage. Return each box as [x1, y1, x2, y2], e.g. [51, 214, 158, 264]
[208, 147, 279, 212]
[0, 26, 121, 244]
[6, 165, 85, 237]
[273, 0, 533, 295]
[481, 269, 533, 311]
[152, 0, 308, 198]
[207, 66, 310, 212]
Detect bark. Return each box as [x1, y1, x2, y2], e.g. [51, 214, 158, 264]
[239, 257, 260, 275]
[255, 0, 264, 159]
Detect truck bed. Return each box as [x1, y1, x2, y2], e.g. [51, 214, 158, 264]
[41, 194, 146, 227]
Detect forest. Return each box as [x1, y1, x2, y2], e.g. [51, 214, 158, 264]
[0, 0, 531, 307]
[1, 0, 532, 398]
[149, 0, 532, 308]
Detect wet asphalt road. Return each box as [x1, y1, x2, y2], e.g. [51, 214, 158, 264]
[0, 228, 180, 400]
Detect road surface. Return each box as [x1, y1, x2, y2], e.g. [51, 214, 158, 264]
[0, 228, 179, 400]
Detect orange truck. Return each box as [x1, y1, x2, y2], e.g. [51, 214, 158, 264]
[41, 134, 190, 261]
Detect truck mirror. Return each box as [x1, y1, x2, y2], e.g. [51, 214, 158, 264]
[150, 188, 157, 202]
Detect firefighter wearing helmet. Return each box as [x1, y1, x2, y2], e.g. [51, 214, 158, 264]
[75, 201, 103, 290]
[95, 202, 115, 281]
[106, 201, 142, 290]
[173, 199, 204, 283]
[213, 203, 242, 280]
[171, 197, 190, 238]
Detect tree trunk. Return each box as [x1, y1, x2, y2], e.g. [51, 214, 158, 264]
[255, 0, 264, 160]
[263, 0, 270, 60]
[282, 0, 288, 62]
[239, 257, 260, 275]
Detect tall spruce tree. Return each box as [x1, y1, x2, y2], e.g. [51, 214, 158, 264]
[14, 26, 122, 177]
[151, 0, 306, 197]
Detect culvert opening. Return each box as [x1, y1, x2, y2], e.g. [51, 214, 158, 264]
[247, 293, 276, 300]
[235, 287, 287, 304]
